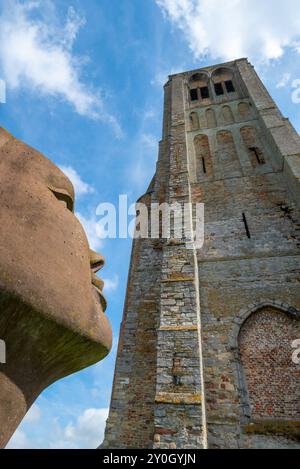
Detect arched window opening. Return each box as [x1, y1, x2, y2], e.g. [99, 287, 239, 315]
[225, 80, 235, 93]
[249, 146, 265, 165]
[238, 102, 251, 119]
[239, 306, 300, 420]
[190, 88, 198, 101]
[212, 67, 236, 98]
[214, 83, 224, 96]
[189, 72, 210, 103]
[216, 130, 242, 177]
[206, 108, 217, 128]
[190, 112, 199, 131]
[240, 126, 266, 167]
[194, 134, 213, 179]
[222, 105, 235, 124]
[200, 86, 210, 99]
[190, 73, 203, 82]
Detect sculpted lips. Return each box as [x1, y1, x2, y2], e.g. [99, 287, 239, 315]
[92, 273, 107, 312]
[90, 251, 107, 312]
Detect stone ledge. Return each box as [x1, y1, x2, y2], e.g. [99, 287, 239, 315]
[242, 419, 300, 439]
[161, 277, 194, 283]
[159, 325, 198, 331]
[155, 392, 202, 405]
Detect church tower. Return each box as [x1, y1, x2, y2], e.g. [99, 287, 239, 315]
[103, 59, 300, 449]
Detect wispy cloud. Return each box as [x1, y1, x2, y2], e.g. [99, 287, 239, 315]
[7, 429, 31, 449]
[76, 212, 105, 251]
[125, 105, 160, 194]
[102, 275, 119, 293]
[0, 0, 122, 136]
[150, 65, 184, 87]
[7, 404, 41, 449]
[140, 132, 157, 149]
[292, 79, 300, 104]
[156, 0, 300, 63]
[127, 130, 158, 193]
[24, 404, 41, 424]
[59, 165, 94, 197]
[276, 73, 292, 89]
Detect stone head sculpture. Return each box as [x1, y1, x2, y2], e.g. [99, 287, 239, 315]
[0, 128, 112, 448]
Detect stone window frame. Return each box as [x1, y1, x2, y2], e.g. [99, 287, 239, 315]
[211, 67, 238, 102]
[229, 300, 300, 423]
[188, 72, 211, 106]
[186, 65, 248, 109]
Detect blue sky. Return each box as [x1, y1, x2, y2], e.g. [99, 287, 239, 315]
[0, 0, 300, 449]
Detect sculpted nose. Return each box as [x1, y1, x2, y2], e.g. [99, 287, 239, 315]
[90, 249, 105, 274]
[90, 249, 106, 310]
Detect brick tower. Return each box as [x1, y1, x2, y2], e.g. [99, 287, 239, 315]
[103, 59, 300, 449]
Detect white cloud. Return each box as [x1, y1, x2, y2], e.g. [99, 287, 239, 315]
[76, 212, 105, 251]
[276, 73, 291, 89]
[125, 104, 161, 193]
[291, 79, 300, 104]
[140, 132, 157, 149]
[102, 275, 119, 292]
[59, 408, 109, 449]
[8, 407, 109, 449]
[24, 404, 41, 424]
[150, 65, 184, 87]
[143, 109, 156, 120]
[294, 41, 300, 54]
[156, 0, 300, 63]
[59, 165, 94, 197]
[0, 78, 6, 103]
[6, 404, 41, 448]
[7, 429, 31, 449]
[0, 1, 122, 136]
[128, 153, 156, 193]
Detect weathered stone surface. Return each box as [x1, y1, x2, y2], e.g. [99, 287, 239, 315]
[0, 128, 112, 448]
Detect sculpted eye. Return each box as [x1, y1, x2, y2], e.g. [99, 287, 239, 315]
[49, 188, 74, 212]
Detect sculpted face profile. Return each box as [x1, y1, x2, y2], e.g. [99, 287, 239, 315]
[0, 128, 112, 448]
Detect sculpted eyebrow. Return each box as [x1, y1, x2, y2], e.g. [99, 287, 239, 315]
[48, 186, 74, 212]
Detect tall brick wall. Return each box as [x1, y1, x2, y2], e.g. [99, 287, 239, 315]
[152, 74, 206, 449]
[103, 59, 300, 449]
[189, 59, 300, 449]
[103, 234, 162, 448]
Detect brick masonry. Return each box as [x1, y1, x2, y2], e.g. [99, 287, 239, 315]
[239, 307, 300, 420]
[102, 59, 300, 449]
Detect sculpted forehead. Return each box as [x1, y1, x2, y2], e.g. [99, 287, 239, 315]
[0, 128, 74, 200]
